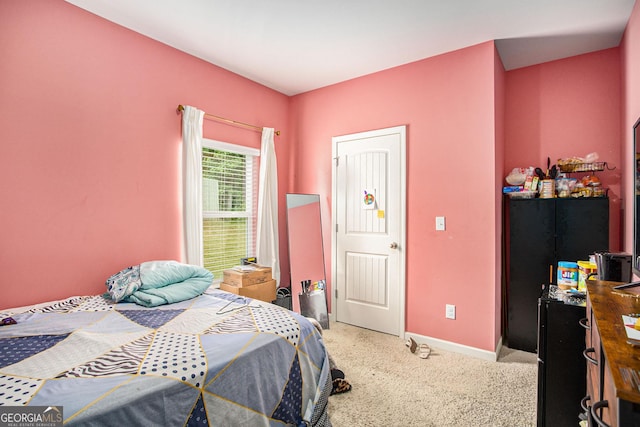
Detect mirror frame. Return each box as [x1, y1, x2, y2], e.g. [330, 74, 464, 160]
[634, 117, 640, 277]
[285, 193, 327, 313]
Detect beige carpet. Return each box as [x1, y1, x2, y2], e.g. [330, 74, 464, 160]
[323, 321, 537, 427]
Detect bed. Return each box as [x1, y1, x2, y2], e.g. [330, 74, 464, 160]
[0, 287, 333, 426]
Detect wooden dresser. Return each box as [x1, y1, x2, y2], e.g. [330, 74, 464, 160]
[584, 281, 640, 426]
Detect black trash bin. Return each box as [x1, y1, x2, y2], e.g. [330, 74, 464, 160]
[274, 287, 292, 310]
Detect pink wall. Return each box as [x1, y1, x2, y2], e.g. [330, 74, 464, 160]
[622, 1, 640, 258]
[0, 1, 291, 309]
[290, 42, 502, 351]
[289, 42, 624, 352]
[504, 48, 623, 251]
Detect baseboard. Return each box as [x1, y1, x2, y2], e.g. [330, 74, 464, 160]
[494, 335, 503, 360]
[405, 332, 501, 362]
[328, 313, 502, 362]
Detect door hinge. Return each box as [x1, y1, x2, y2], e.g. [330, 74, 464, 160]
[335, 223, 338, 233]
[335, 289, 338, 299]
[334, 156, 339, 166]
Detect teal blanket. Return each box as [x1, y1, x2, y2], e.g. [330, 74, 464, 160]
[105, 261, 213, 307]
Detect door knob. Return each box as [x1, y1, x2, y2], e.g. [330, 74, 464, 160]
[390, 242, 398, 249]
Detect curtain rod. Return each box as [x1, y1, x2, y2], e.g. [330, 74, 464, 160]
[177, 105, 280, 136]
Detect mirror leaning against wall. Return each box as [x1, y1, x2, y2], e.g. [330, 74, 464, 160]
[285, 193, 329, 328]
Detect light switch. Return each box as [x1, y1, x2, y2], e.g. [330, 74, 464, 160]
[435, 216, 446, 231]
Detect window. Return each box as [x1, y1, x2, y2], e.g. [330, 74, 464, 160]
[201, 139, 259, 282]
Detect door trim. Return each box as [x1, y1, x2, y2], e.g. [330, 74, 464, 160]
[331, 125, 407, 337]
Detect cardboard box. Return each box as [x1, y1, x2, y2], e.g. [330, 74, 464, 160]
[222, 267, 272, 287]
[220, 279, 277, 303]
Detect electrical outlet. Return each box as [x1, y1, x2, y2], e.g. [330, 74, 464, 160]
[445, 304, 456, 319]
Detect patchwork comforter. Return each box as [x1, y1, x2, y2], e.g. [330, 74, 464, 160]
[0, 290, 332, 426]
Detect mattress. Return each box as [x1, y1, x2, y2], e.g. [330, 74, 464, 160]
[0, 289, 332, 426]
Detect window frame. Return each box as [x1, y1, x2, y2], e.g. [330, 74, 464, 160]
[201, 138, 260, 284]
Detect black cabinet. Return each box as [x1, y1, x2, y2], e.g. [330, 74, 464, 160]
[506, 197, 609, 352]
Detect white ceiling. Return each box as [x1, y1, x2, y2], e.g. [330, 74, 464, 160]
[65, 0, 636, 96]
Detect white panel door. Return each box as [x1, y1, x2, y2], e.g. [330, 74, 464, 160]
[332, 126, 406, 336]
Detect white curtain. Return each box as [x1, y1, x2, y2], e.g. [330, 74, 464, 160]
[181, 106, 205, 266]
[256, 128, 281, 286]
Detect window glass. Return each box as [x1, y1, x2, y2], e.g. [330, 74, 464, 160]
[202, 139, 258, 281]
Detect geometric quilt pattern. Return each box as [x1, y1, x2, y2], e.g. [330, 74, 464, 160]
[0, 374, 43, 405]
[139, 330, 206, 387]
[203, 309, 257, 335]
[0, 291, 332, 427]
[57, 333, 154, 378]
[186, 393, 209, 426]
[118, 309, 184, 329]
[253, 305, 301, 345]
[272, 353, 303, 424]
[0, 334, 70, 368]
